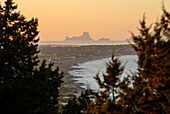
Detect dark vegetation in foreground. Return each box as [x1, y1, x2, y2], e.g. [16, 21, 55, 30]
[0, 0, 169, 113]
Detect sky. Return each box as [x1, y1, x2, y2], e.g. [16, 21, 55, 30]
[1, 0, 170, 41]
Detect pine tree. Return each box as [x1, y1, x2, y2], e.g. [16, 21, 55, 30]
[85, 55, 125, 114]
[63, 90, 91, 114]
[0, 0, 39, 83]
[121, 6, 170, 113]
[0, 0, 63, 113]
[85, 6, 170, 114]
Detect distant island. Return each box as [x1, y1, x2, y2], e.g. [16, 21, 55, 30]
[65, 32, 111, 42]
[39, 32, 129, 45]
[97, 38, 111, 42]
[65, 32, 94, 42]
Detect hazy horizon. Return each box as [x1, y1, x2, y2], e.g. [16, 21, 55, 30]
[1, 0, 170, 41]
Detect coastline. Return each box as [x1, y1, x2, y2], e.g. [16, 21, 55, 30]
[38, 45, 136, 97]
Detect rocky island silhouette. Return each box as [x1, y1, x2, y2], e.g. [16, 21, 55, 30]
[65, 32, 111, 43]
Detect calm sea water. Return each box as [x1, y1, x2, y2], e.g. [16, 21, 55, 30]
[38, 41, 129, 45]
[69, 55, 138, 91]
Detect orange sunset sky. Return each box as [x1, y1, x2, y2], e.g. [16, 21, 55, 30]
[1, 0, 170, 41]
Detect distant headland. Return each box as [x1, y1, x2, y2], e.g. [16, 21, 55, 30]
[65, 32, 111, 42]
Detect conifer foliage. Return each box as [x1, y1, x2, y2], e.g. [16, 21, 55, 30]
[0, 0, 63, 113]
[122, 6, 170, 113]
[85, 55, 125, 114]
[0, 0, 39, 80]
[63, 90, 91, 114]
[85, 7, 170, 114]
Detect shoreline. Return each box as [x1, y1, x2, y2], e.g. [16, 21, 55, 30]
[70, 55, 138, 92]
[38, 45, 136, 97]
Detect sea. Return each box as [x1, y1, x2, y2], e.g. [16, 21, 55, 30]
[69, 55, 138, 91]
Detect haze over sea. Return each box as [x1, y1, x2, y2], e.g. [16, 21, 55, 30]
[38, 40, 129, 46]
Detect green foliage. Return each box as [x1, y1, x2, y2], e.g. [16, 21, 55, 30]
[0, 0, 63, 113]
[85, 7, 170, 114]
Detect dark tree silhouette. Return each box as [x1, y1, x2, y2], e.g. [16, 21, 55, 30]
[62, 90, 91, 114]
[0, 0, 63, 113]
